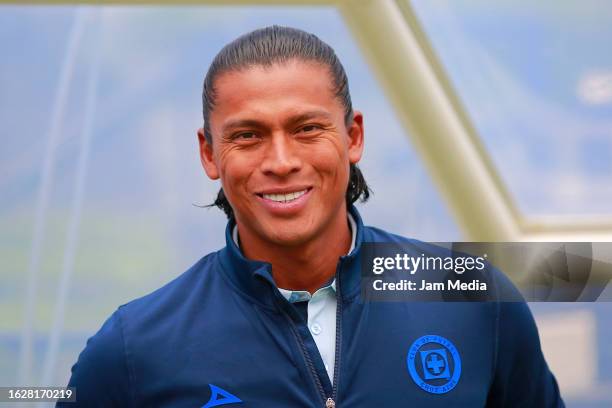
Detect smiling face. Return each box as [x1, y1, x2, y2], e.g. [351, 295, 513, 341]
[198, 59, 363, 249]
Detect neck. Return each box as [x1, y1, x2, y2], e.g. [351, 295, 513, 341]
[238, 207, 352, 294]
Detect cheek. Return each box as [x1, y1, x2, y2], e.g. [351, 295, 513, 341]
[217, 151, 258, 196]
[309, 140, 350, 183]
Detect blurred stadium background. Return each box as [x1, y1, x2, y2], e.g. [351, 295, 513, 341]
[1, 1, 611, 406]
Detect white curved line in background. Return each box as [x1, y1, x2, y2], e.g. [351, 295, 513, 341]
[18, 7, 88, 387]
[38, 8, 103, 394]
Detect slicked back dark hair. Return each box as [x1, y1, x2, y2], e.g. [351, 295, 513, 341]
[202, 25, 370, 219]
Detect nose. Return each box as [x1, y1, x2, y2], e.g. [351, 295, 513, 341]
[260, 133, 302, 177]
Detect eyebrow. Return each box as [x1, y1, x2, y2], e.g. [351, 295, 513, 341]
[221, 119, 265, 134]
[285, 110, 333, 126]
[221, 110, 333, 134]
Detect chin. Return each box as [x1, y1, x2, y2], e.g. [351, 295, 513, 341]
[263, 225, 314, 247]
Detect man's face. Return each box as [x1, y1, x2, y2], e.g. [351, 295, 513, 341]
[198, 60, 364, 247]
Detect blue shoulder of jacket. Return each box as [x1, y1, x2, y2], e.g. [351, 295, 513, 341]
[60, 310, 131, 407]
[61, 252, 223, 407]
[363, 225, 459, 257]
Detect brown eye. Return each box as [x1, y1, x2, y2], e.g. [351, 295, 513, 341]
[300, 124, 321, 133]
[236, 132, 256, 140]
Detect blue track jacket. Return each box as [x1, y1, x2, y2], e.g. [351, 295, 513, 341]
[60, 206, 563, 407]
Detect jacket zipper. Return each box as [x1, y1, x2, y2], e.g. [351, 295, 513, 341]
[281, 311, 328, 406]
[329, 259, 343, 407]
[279, 259, 344, 408]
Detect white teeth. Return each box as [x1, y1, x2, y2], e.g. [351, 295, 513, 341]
[262, 189, 307, 203]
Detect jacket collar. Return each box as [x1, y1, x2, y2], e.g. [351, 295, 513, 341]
[217, 205, 366, 308]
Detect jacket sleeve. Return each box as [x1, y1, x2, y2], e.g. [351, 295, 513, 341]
[57, 310, 133, 407]
[486, 275, 565, 407]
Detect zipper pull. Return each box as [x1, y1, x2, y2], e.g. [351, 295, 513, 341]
[325, 398, 335, 408]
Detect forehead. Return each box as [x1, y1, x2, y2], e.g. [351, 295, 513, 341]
[209, 60, 342, 129]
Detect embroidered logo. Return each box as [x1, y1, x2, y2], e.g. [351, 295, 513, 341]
[406, 335, 461, 394]
[202, 384, 242, 408]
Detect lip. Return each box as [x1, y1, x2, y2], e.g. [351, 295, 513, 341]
[256, 186, 312, 195]
[255, 187, 313, 216]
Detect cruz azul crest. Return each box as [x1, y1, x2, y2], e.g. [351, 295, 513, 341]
[406, 335, 462, 394]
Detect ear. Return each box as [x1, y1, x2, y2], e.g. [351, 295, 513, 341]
[197, 127, 220, 180]
[347, 110, 364, 165]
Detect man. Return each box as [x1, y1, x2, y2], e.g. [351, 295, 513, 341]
[61, 26, 563, 407]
